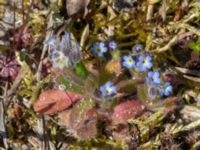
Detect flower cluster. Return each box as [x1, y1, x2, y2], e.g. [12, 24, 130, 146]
[92, 41, 117, 57]
[46, 33, 81, 70]
[122, 55, 152, 72]
[146, 71, 172, 96]
[97, 43, 172, 98]
[122, 44, 172, 97]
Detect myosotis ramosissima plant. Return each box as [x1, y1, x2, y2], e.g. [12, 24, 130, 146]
[91, 41, 173, 99]
[47, 34, 173, 99]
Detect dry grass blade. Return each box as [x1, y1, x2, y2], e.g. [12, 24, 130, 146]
[183, 75, 200, 83]
[175, 67, 200, 77]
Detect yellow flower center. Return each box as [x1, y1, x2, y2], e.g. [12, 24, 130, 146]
[128, 58, 132, 64]
[105, 89, 111, 94]
[97, 48, 102, 52]
[142, 60, 146, 64]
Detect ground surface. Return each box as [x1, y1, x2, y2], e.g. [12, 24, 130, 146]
[1, 0, 200, 149]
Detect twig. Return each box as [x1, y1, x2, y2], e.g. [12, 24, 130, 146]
[146, 5, 154, 21]
[154, 31, 194, 53]
[37, 117, 46, 150]
[5, 68, 25, 108]
[181, 23, 200, 37]
[154, 35, 178, 53]
[0, 82, 9, 149]
[146, 0, 161, 21]
[175, 67, 200, 77]
[160, 0, 166, 21]
[183, 75, 200, 83]
[36, 11, 53, 82]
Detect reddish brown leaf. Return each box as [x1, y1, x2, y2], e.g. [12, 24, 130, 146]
[112, 101, 145, 125]
[33, 90, 84, 114]
[59, 99, 97, 140]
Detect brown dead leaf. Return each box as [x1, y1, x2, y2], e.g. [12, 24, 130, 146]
[66, 0, 90, 17]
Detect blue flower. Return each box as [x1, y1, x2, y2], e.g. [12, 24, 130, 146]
[136, 55, 152, 72]
[109, 41, 117, 49]
[146, 71, 161, 85]
[62, 32, 70, 40]
[160, 82, 173, 96]
[48, 50, 70, 69]
[122, 55, 135, 69]
[100, 82, 116, 98]
[132, 44, 143, 52]
[46, 35, 56, 46]
[92, 42, 108, 57]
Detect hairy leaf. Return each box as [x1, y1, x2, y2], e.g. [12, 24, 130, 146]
[112, 101, 145, 125]
[59, 99, 97, 140]
[33, 90, 84, 114]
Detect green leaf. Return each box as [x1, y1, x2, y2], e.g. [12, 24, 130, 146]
[19, 50, 26, 61]
[19, 89, 32, 96]
[57, 75, 84, 93]
[16, 52, 35, 86]
[116, 79, 136, 93]
[137, 84, 148, 102]
[26, 109, 37, 118]
[189, 41, 200, 54]
[75, 61, 89, 79]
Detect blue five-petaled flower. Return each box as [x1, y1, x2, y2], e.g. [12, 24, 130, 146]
[109, 41, 117, 49]
[146, 71, 161, 85]
[160, 82, 173, 96]
[93, 42, 108, 57]
[100, 82, 116, 98]
[122, 55, 135, 69]
[136, 55, 152, 72]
